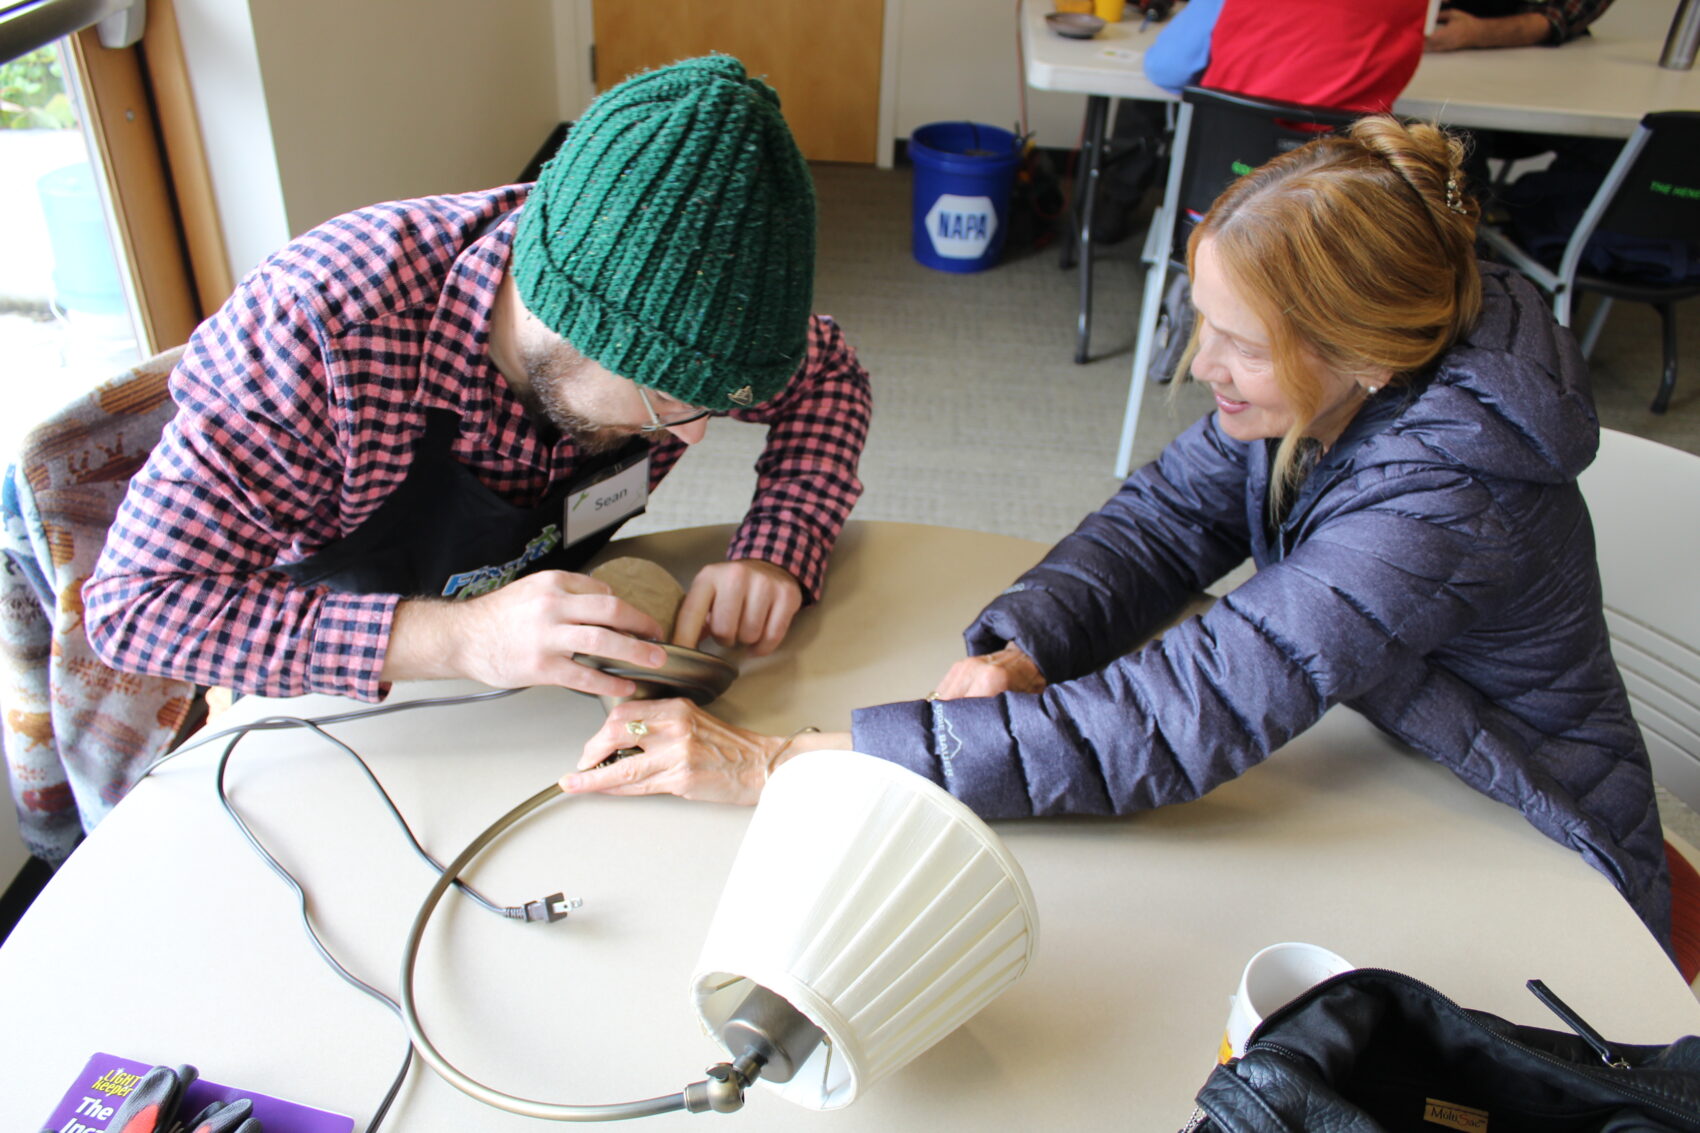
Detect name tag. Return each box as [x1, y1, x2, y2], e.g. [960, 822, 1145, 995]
[564, 453, 648, 546]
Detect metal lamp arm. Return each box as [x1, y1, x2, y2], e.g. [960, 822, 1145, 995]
[397, 782, 751, 1121]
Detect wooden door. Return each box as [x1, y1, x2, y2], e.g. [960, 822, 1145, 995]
[591, 0, 883, 164]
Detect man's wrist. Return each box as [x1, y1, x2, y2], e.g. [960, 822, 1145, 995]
[1483, 12, 1551, 47]
[381, 597, 464, 681]
[734, 557, 801, 585]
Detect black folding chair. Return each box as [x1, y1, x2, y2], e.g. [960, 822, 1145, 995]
[1115, 87, 1359, 478]
[1479, 111, 1700, 414]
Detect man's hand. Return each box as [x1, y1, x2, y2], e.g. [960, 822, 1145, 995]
[932, 642, 1047, 700]
[382, 569, 667, 698]
[1425, 9, 1548, 52]
[672, 559, 803, 656]
[563, 699, 847, 805]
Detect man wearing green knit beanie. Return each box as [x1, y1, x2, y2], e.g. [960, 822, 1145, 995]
[86, 56, 872, 708]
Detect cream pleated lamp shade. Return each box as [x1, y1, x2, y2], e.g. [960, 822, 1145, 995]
[691, 749, 1040, 1110]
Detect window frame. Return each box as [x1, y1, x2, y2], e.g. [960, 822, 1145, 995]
[8, 0, 224, 355]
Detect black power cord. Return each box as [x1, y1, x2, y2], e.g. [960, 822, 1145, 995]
[170, 686, 579, 1131]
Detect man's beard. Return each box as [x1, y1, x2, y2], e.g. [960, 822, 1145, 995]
[519, 344, 642, 456]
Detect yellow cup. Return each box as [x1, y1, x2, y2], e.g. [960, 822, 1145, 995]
[1053, 0, 1094, 13]
[1094, 0, 1124, 21]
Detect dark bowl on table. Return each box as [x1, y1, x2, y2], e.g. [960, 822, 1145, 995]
[1046, 11, 1106, 38]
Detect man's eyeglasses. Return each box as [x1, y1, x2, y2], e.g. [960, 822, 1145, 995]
[636, 384, 714, 433]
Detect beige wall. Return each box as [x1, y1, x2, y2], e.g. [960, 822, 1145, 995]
[174, 0, 1085, 282]
[556, 0, 1087, 166]
[247, 0, 560, 236]
[889, 0, 1084, 155]
[554, 0, 596, 126]
[176, 0, 567, 281]
[172, 0, 288, 284]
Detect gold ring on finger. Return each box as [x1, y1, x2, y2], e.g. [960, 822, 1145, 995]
[626, 719, 648, 737]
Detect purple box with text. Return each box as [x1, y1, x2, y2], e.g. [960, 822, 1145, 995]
[41, 1052, 354, 1133]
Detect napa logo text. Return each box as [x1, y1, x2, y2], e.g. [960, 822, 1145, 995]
[925, 193, 997, 259]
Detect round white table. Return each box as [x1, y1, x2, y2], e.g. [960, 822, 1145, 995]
[2, 521, 1693, 1130]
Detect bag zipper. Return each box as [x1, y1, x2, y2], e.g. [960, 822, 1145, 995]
[1240, 968, 1699, 1128]
[1526, 978, 1631, 1069]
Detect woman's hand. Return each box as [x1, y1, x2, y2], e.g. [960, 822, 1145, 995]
[932, 642, 1047, 700]
[564, 699, 846, 805]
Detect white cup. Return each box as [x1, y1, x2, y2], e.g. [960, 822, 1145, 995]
[1218, 941, 1354, 1063]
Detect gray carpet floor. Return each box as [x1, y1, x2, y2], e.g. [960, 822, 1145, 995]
[624, 161, 1700, 847]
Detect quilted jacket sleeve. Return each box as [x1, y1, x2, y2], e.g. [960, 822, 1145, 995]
[853, 454, 1518, 820]
[962, 415, 1255, 683]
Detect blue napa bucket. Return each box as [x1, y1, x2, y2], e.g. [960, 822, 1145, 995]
[909, 122, 1022, 273]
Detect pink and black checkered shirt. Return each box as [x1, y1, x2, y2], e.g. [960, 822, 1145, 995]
[85, 187, 871, 702]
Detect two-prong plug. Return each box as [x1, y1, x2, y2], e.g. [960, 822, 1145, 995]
[511, 892, 582, 923]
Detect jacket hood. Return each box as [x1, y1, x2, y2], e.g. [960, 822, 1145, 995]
[1354, 261, 1599, 485]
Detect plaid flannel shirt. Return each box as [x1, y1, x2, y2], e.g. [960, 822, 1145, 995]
[85, 187, 870, 702]
[1521, 0, 1611, 43]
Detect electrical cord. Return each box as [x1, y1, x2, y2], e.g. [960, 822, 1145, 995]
[213, 726, 415, 1131]
[194, 686, 578, 1130]
[219, 711, 574, 921]
[148, 686, 525, 771]
[397, 782, 729, 1120]
[212, 706, 712, 1122]
[144, 688, 577, 921]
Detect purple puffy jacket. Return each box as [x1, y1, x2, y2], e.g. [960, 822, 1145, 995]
[852, 263, 1670, 947]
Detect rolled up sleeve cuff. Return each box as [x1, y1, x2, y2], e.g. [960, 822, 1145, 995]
[309, 591, 399, 702]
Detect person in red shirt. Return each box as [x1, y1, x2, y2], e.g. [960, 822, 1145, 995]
[1096, 0, 1426, 244]
[1197, 0, 1426, 114]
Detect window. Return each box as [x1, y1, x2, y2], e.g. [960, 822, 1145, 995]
[1, 0, 217, 460]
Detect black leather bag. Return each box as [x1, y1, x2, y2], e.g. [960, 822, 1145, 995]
[1182, 968, 1700, 1132]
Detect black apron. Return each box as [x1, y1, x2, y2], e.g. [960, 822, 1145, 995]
[278, 408, 648, 598]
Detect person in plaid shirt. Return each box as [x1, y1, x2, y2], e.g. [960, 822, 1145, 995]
[1424, 0, 1611, 51]
[85, 56, 870, 705]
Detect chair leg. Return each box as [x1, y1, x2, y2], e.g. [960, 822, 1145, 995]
[1652, 303, 1679, 415]
[1072, 95, 1110, 365]
[1117, 256, 1170, 479]
[1579, 296, 1612, 360]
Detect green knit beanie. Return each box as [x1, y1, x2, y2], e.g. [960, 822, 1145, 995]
[512, 55, 816, 412]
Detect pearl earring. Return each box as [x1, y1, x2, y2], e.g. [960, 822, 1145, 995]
[1365, 384, 1380, 396]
